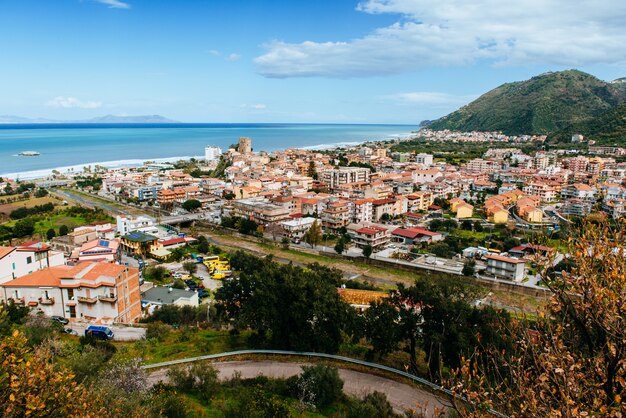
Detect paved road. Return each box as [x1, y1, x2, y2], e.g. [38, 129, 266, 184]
[68, 323, 146, 341]
[148, 360, 450, 416]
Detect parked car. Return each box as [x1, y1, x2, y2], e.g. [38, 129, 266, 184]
[197, 289, 209, 299]
[51, 315, 69, 325]
[85, 325, 114, 340]
[64, 327, 78, 335]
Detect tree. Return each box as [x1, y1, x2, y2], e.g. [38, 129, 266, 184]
[46, 228, 56, 240]
[451, 222, 626, 417]
[296, 365, 344, 409]
[143, 265, 167, 282]
[307, 161, 318, 180]
[362, 244, 373, 259]
[462, 259, 476, 276]
[461, 220, 473, 231]
[364, 301, 400, 358]
[13, 218, 35, 237]
[197, 235, 209, 254]
[182, 199, 201, 212]
[0, 330, 109, 416]
[334, 238, 346, 254]
[473, 220, 483, 232]
[59, 224, 69, 236]
[303, 220, 322, 248]
[182, 261, 197, 275]
[215, 252, 352, 353]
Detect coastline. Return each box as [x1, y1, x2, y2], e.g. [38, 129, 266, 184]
[2, 133, 415, 181]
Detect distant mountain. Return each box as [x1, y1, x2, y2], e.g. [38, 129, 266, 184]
[550, 103, 626, 145]
[0, 114, 178, 124]
[428, 70, 626, 135]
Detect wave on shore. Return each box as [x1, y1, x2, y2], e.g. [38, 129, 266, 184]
[1, 155, 204, 180]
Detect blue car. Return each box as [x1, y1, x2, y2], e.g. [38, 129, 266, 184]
[85, 325, 114, 340]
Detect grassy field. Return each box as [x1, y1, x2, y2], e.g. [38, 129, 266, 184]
[0, 195, 60, 216]
[115, 329, 252, 365]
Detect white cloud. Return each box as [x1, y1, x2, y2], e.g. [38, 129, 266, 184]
[240, 103, 267, 110]
[46, 96, 103, 109]
[227, 53, 241, 62]
[255, 0, 626, 78]
[94, 0, 130, 9]
[388, 91, 477, 107]
[208, 50, 221, 56]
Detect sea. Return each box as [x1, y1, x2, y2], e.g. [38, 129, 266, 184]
[0, 123, 416, 180]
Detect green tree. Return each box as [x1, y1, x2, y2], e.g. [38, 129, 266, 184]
[303, 220, 322, 248]
[216, 252, 352, 352]
[296, 365, 344, 409]
[364, 301, 400, 358]
[197, 235, 209, 254]
[473, 220, 484, 232]
[182, 261, 197, 275]
[334, 238, 346, 254]
[461, 220, 473, 230]
[307, 161, 318, 180]
[46, 228, 56, 240]
[13, 218, 35, 237]
[59, 224, 69, 236]
[362, 244, 373, 259]
[462, 259, 476, 276]
[182, 199, 202, 212]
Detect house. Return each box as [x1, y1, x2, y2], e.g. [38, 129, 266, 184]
[281, 217, 317, 240]
[121, 231, 159, 255]
[0, 242, 65, 285]
[350, 225, 390, 251]
[68, 228, 98, 246]
[391, 227, 443, 245]
[142, 286, 199, 309]
[485, 254, 526, 282]
[75, 239, 121, 263]
[0, 262, 141, 324]
[456, 203, 474, 219]
[560, 183, 596, 203]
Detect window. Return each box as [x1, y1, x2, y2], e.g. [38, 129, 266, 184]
[67, 289, 74, 299]
[26, 256, 32, 264]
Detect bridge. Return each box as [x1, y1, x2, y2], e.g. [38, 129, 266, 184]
[159, 213, 206, 225]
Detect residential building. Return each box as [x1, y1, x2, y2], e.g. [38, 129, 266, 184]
[142, 287, 199, 308]
[0, 262, 141, 324]
[415, 153, 434, 167]
[485, 254, 526, 282]
[560, 199, 592, 217]
[281, 217, 317, 240]
[560, 183, 596, 203]
[0, 242, 65, 285]
[350, 225, 390, 250]
[322, 167, 371, 189]
[116, 215, 156, 236]
[352, 198, 374, 223]
[121, 231, 159, 255]
[231, 197, 291, 224]
[321, 200, 352, 231]
[204, 146, 222, 161]
[75, 239, 121, 263]
[391, 227, 443, 245]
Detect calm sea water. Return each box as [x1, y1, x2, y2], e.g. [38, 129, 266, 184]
[0, 123, 415, 178]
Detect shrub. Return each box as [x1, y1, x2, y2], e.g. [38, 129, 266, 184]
[145, 321, 171, 342]
[295, 365, 344, 409]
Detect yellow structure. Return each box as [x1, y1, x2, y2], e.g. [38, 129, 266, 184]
[455, 202, 474, 219]
[490, 208, 509, 224]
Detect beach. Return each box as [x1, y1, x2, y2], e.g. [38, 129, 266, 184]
[0, 123, 414, 179]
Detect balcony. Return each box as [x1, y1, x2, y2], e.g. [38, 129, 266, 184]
[9, 297, 25, 305]
[98, 295, 118, 303]
[39, 297, 55, 305]
[77, 296, 98, 304]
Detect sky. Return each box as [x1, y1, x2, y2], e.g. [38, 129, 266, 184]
[1, 0, 625, 124]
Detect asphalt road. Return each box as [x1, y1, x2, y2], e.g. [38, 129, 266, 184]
[148, 360, 450, 416]
[68, 323, 146, 341]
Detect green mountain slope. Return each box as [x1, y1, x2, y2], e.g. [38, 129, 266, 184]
[550, 103, 626, 145]
[429, 70, 626, 135]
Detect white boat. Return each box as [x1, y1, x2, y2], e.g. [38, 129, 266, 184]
[18, 151, 41, 156]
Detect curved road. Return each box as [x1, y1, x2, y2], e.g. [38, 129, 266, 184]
[148, 360, 450, 416]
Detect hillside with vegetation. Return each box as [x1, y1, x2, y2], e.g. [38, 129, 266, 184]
[428, 70, 626, 135]
[550, 102, 626, 145]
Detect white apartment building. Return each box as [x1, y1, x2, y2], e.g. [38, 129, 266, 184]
[0, 242, 65, 285]
[204, 146, 222, 161]
[485, 254, 526, 282]
[352, 199, 374, 223]
[415, 153, 434, 167]
[560, 183, 596, 203]
[322, 167, 371, 189]
[116, 215, 156, 236]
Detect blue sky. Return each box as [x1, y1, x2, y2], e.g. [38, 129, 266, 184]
[1, 0, 625, 124]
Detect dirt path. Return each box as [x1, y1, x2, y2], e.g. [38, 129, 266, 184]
[148, 360, 450, 416]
